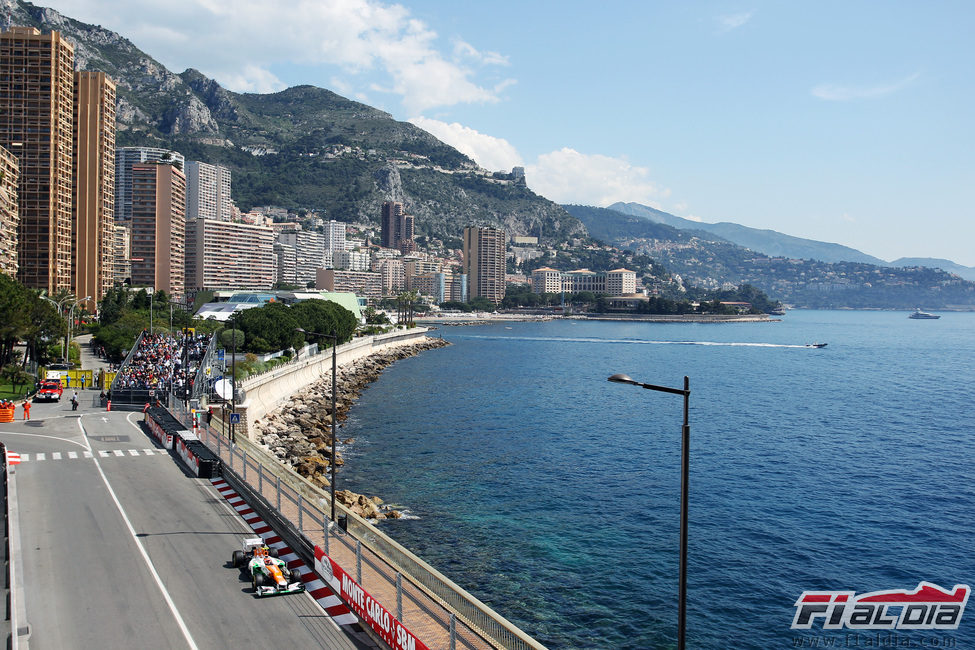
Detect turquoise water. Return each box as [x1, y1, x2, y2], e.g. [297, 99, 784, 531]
[339, 311, 975, 649]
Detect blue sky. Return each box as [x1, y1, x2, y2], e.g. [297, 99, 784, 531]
[38, 0, 975, 265]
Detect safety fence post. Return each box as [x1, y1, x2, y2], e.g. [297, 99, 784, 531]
[396, 573, 403, 620]
[276, 475, 281, 512]
[356, 540, 362, 584]
[298, 494, 303, 532]
[324, 511, 329, 556]
[258, 463, 263, 495]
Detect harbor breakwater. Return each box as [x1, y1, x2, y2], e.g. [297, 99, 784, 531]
[251, 336, 449, 519]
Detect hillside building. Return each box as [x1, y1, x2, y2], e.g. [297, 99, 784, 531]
[380, 201, 415, 252]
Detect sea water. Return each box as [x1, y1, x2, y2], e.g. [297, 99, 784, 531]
[338, 310, 975, 649]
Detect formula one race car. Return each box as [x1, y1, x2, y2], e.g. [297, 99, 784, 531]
[231, 537, 305, 598]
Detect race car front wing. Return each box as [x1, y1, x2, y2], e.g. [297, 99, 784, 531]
[255, 580, 306, 598]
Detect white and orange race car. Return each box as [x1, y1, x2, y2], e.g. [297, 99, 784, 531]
[231, 537, 305, 597]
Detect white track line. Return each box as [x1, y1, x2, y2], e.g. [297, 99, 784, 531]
[78, 414, 199, 649]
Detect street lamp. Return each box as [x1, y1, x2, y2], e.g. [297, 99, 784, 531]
[68, 296, 91, 366]
[41, 294, 75, 364]
[295, 327, 339, 525]
[607, 373, 690, 650]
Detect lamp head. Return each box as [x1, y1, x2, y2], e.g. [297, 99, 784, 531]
[607, 373, 636, 385]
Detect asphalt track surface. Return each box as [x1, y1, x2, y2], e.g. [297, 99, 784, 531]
[2, 394, 360, 649]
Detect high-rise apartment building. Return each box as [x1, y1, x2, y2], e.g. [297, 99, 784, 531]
[380, 201, 415, 251]
[277, 229, 326, 286]
[112, 223, 130, 284]
[376, 258, 405, 293]
[130, 162, 186, 298]
[0, 145, 19, 277]
[315, 269, 383, 301]
[0, 26, 76, 293]
[184, 160, 233, 221]
[273, 242, 297, 286]
[73, 71, 116, 310]
[334, 249, 371, 271]
[185, 219, 274, 290]
[115, 147, 184, 222]
[463, 226, 506, 304]
[323, 219, 346, 252]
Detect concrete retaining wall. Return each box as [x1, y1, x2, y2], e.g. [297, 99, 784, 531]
[231, 328, 431, 441]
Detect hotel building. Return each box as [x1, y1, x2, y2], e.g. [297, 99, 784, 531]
[463, 226, 506, 304]
[531, 267, 638, 296]
[73, 71, 116, 310]
[129, 162, 186, 298]
[0, 26, 75, 293]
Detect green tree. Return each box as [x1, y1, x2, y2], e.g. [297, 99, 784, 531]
[234, 302, 301, 353]
[291, 299, 357, 345]
[220, 327, 245, 350]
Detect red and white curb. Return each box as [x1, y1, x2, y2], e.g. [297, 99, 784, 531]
[210, 477, 359, 626]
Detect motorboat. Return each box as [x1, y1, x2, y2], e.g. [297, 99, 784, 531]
[908, 308, 940, 319]
[805, 342, 827, 348]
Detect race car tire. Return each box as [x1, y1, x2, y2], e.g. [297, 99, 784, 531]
[232, 550, 245, 568]
[268, 547, 279, 558]
[253, 572, 267, 591]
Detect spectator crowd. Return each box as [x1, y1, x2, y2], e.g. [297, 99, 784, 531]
[112, 331, 213, 396]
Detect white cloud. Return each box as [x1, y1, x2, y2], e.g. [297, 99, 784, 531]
[221, 65, 285, 95]
[716, 11, 754, 33]
[812, 72, 921, 101]
[526, 148, 671, 207]
[407, 121, 673, 208]
[41, 0, 508, 111]
[409, 117, 522, 171]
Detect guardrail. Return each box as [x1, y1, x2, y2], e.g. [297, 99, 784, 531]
[3, 442, 27, 649]
[109, 330, 145, 393]
[171, 401, 545, 650]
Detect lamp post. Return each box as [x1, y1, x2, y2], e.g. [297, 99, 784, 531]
[296, 327, 339, 524]
[608, 373, 690, 650]
[68, 296, 91, 367]
[41, 294, 75, 364]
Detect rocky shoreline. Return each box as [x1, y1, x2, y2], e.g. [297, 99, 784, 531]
[252, 336, 450, 520]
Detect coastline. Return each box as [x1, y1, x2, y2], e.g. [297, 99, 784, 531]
[418, 311, 779, 325]
[252, 335, 450, 519]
